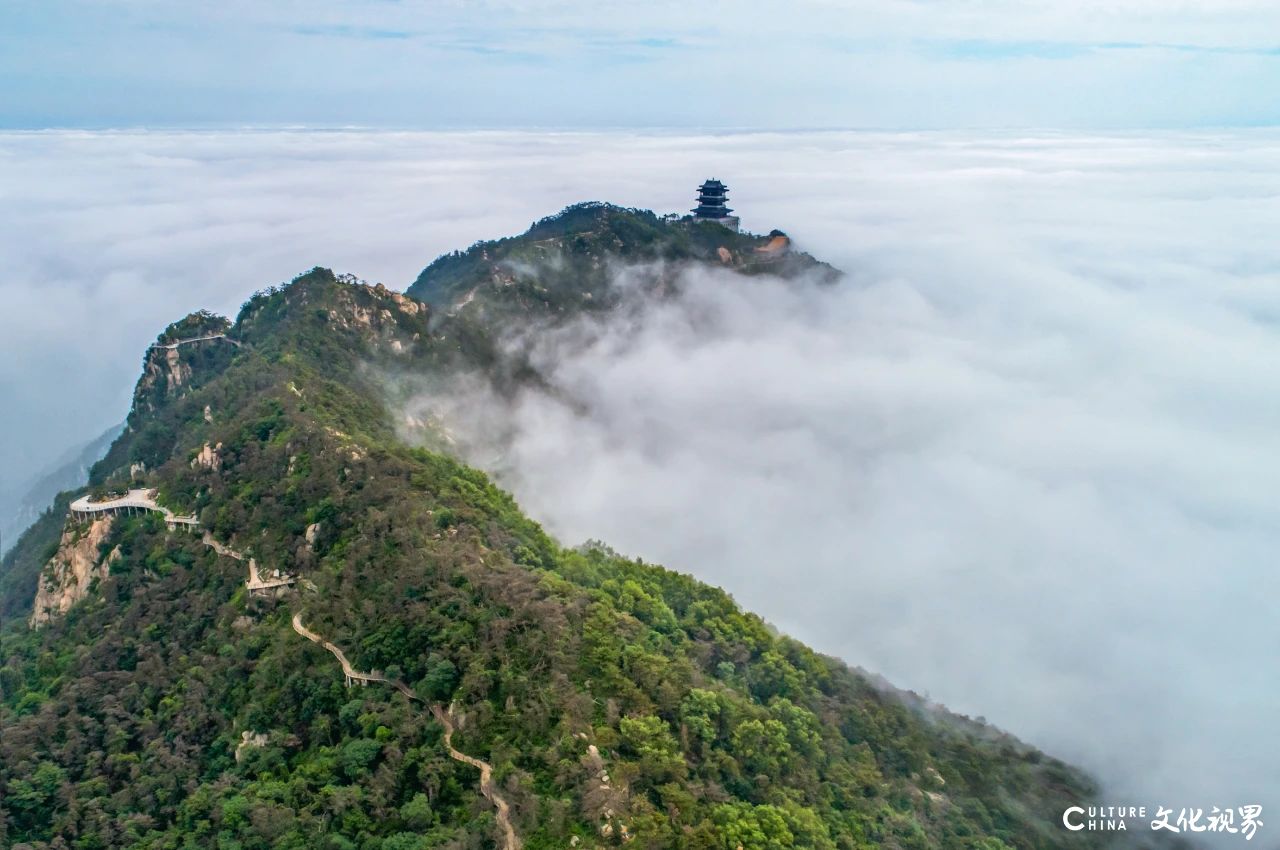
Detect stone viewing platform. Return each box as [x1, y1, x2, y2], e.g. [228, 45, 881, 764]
[201, 532, 296, 594]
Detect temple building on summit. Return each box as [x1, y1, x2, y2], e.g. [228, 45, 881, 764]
[692, 178, 740, 231]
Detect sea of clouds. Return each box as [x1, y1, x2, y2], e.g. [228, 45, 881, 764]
[1, 129, 1277, 830]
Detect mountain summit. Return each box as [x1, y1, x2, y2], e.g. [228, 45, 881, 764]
[0, 207, 1107, 849]
[408, 202, 838, 311]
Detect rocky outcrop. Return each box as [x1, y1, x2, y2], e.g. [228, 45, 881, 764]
[235, 731, 270, 763]
[191, 442, 222, 470]
[30, 517, 119, 627]
[135, 347, 193, 411]
[163, 346, 192, 388]
[131, 313, 235, 415]
[319, 280, 427, 356]
[384, 286, 425, 316]
[753, 233, 791, 256]
[582, 742, 629, 840]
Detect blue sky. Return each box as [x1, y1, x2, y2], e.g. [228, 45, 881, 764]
[3, 0, 1280, 129]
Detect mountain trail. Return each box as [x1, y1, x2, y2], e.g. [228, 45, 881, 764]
[432, 702, 522, 850]
[291, 614, 519, 848]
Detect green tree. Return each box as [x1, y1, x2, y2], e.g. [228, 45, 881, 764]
[711, 802, 795, 850]
[5, 760, 66, 831]
[416, 656, 459, 702]
[731, 718, 792, 779]
[340, 739, 382, 779]
[680, 688, 723, 752]
[619, 714, 687, 786]
[399, 792, 434, 830]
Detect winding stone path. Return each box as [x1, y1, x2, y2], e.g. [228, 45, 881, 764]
[291, 613, 395, 689]
[290, 614, 520, 849]
[432, 703, 522, 850]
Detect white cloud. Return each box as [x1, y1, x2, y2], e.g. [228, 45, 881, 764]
[2, 130, 1278, 829]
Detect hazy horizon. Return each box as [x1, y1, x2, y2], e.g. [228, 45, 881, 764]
[6, 1, 1280, 130]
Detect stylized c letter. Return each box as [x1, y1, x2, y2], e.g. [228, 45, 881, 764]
[1063, 807, 1085, 831]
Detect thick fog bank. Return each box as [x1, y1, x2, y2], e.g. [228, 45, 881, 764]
[398, 245, 1279, 818]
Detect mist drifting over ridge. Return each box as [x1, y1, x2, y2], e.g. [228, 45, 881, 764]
[2, 129, 1278, 829]
[388, 247, 1280, 820]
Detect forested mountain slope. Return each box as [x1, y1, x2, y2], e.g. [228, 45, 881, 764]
[0, 208, 1133, 849]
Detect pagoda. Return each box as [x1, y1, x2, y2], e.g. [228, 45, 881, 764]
[692, 179, 740, 231]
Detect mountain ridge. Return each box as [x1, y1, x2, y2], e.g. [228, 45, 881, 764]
[0, 208, 1129, 849]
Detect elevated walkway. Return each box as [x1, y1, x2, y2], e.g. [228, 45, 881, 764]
[292, 614, 403, 691]
[70, 489, 199, 531]
[151, 333, 240, 351]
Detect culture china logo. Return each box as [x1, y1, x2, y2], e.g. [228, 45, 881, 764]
[1063, 805, 1263, 839]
